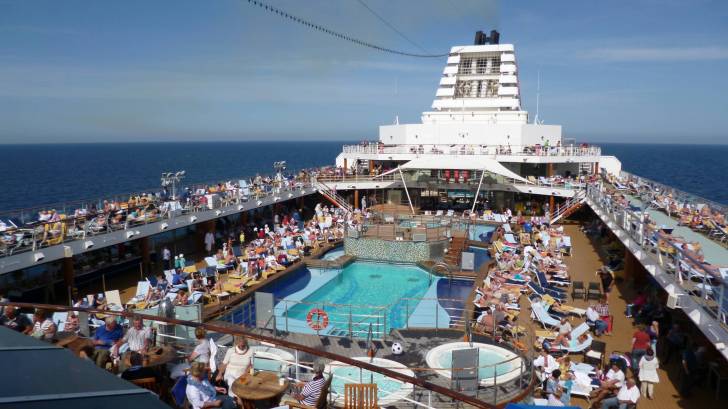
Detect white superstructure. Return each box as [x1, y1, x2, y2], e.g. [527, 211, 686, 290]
[379, 31, 561, 148]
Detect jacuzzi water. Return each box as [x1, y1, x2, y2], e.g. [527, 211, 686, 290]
[327, 357, 414, 406]
[398, 220, 442, 228]
[285, 262, 434, 331]
[425, 342, 522, 385]
[322, 247, 345, 260]
[438, 348, 513, 379]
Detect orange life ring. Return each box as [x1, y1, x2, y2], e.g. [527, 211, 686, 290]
[513, 340, 527, 352]
[306, 308, 329, 331]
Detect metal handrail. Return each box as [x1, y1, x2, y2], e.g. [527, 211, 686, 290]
[586, 183, 727, 328]
[0, 301, 502, 409]
[342, 143, 601, 157]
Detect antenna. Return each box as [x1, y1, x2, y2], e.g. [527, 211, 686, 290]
[394, 77, 399, 125]
[534, 70, 541, 125]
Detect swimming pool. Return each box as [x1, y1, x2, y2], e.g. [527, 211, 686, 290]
[468, 245, 491, 271]
[398, 220, 442, 228]
[326, 357, 414, 407]
[425, 342, 522, 386]
[322, 247, 345, 260]
[278, 262, 435, 336]
[468, 224, 495, 242]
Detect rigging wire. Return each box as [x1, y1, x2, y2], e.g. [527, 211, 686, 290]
[243, 0, 450, 58]
[354, 0, 428, 54]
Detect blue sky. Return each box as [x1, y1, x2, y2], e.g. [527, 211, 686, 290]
[1, 0, 727, 144]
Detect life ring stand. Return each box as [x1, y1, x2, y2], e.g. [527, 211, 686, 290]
[306, 308, 329, 331]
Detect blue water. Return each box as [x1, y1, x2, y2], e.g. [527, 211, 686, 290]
[468, 246, 491, 271]
[0, 141, 344, 211]
[2, 142, 725, 211]
[330, 365, 405, 401]
[285, 262, 434, 330]
[468, 225, 495, 242]
[600, 143, 728, 205]
[438, 348, 513, 379]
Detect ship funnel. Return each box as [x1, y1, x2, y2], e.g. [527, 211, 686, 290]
[474, 30, 500, 45]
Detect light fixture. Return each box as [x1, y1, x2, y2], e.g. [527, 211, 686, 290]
[84, 240, 95, 249]
[160, 223, 168, 230]
[126, 231, 136, 239]
[215, 210, 223, 216]
[190, 216, 197, 223]
[33, 252, 45, 262]
[238, 205, 244, 211]
[257, 200, 263, 206]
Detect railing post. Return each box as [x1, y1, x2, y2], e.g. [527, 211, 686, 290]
[349, 306, 353, 340]
[435, 302, 439, 332]
[284, 302, 289, 332]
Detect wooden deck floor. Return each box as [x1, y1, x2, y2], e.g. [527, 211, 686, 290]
[551, 222, 720, 409]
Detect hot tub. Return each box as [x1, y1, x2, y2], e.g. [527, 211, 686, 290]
[325, 357, 414, 407]
[425, 342, 522, 386]
[250, 345, 295, 374]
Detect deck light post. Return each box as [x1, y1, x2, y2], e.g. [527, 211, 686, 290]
[161, 170, 186, 200]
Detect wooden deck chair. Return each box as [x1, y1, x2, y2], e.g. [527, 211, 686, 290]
[131, 377, 160, 395]
[344, 383, 378, 409]
[285, 374, 332, 409]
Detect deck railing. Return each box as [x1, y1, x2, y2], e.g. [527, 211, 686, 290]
[0, 179, 313, 259]
[586, 183, 728, 332]
[342, 143, 601, 157]
[0, 301, 535, 408]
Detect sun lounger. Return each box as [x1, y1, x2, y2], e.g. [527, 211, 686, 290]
[528, 281, 567, 302]
[530, 299, 561, 328]
[104, 290, 122, 308]
[126, 281, 151, 305]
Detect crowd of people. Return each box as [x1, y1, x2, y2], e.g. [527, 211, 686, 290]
[0, 167, 323, 256]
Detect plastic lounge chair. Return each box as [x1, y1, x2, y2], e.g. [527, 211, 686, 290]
[586, 282, 602, 300]
[571, 281, 585, 301]
[556, 334, 593, 353]
[530, 299, 561, 328]
[537, 271, 570, 289]
[528, 281, 567, 303]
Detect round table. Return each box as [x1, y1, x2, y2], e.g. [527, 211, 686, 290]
[232, 372, 288, 409]
[122, 345, 178, 368]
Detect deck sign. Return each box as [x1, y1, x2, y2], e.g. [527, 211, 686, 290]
[461, 251, 475, 271]
[451, 348, 479, 397]
[255, 292, 275, 330]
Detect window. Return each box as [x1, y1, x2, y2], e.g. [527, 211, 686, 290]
[476, 58, 488, 74]
[458, 58, 473, 74]
[489, 57, 501, 74]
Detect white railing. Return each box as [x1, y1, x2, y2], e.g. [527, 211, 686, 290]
[342, 143, 601, 157]
[314, 180, 353, 214]
[550, 189, 587, 224]
[586, 183, 728, 334]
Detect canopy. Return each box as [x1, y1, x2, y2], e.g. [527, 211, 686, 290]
[379, 156, 530, 183]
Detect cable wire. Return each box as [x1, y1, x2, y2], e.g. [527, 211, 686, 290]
[354, 0, 428, 54]
[243, 0, 449, 58]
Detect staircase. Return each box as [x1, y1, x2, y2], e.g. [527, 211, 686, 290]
[579, 161, 593, 176]
[444, 235, 467, 267]
[550, 189, 587, 224]
[314, 180, 353, 214]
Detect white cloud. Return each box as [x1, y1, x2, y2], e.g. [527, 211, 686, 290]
[581, 46, 728, 62]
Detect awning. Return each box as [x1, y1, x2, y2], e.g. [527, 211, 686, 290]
[378, 156, 530, 183]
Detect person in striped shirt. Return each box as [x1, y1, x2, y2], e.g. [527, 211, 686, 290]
[292, 361, 327, 406]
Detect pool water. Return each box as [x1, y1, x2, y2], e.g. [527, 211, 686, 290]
[468, 224, 495, 242]
[322, 247, 345, 260]
[398, 220, 442, 228]
[438, 348, 513, 380]
[330, 366, 404, 400]
[468, 246, 491, 271]
[285, 262, 434, 333]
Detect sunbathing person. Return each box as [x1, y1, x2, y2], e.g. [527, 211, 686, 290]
[589, 362, 626, 407]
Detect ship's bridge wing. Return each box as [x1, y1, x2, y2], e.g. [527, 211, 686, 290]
[381, 156, 530, 184]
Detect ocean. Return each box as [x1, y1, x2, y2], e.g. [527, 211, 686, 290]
[0, 142, 725, 212]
